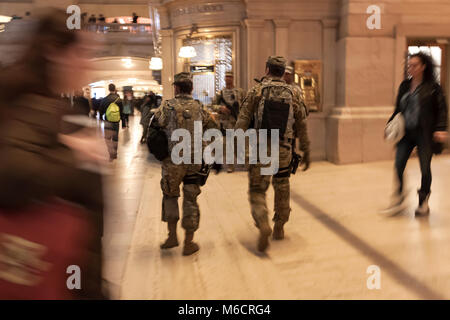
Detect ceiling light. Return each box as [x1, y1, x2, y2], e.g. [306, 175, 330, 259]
[0, 15, 12, 23]
[150, 57, 163, 70]
[179, 46, 197, 58]
[121, 58, 133, 68]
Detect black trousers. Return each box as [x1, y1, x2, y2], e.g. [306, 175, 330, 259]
[122, 114, 129, 128]
[395, 129, 433, 195]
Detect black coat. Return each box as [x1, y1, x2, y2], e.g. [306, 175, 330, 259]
[389, 79, 448, 151]
[73, 96, 91, 116]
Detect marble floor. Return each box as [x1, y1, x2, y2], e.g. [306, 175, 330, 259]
[104, 116, 450, 300]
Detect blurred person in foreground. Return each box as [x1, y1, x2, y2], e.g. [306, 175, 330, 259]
[0, 8, 108, 299]
[382, 52, 448, 217]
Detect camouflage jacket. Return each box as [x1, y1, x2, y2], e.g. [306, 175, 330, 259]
[235, 76, 309, 152]
[154, 94, 218, 157]
[210, 88, 246, 112]
[290, 83, 309, 117]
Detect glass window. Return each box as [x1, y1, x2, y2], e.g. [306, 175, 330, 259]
[184, 36, 232, 105]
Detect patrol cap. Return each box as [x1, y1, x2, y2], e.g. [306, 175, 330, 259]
[173, 72, 193, 84]
[225, 71, 234, 77]
[266, 56, 287, 68]
[285, 66, 294, 74]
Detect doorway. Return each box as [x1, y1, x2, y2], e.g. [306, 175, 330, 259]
[407, 39, 447, 95]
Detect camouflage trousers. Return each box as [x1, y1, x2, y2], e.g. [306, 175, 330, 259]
[220, 116, 237, 171]
[160, 159, 202, 232]
[248, 140, 292, 226]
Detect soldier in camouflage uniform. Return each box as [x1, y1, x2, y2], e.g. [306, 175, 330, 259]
[235, 56, 311, 252]
[154, 72, 218, 256]
[209, 72, 246, 172]
[284, 66, 311, 171]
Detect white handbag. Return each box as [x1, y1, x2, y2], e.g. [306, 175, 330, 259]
[385, 113, 405, 144]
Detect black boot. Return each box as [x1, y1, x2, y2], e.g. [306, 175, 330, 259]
[182, 231, 199, 256]
[160, 222, 179, 249]
[415, 190, 430, 216]
[257, 220, 272, 252]
[273, 221, 285, 240]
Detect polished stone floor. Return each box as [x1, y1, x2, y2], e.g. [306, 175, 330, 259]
[103, 116, 450, 300]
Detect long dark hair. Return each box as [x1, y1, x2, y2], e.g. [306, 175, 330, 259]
[0, 8, 79, 103]
[408, 52, 437, 84]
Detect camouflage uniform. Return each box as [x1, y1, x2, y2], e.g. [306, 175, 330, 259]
[235, 56, 310, 251]
[210, 87, 246, 131]
[154, 73, 217, 255]
[210, 80, 246, 172]
[285, 66, 310, 159]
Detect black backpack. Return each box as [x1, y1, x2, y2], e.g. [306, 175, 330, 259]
[146, 115, 169, 161]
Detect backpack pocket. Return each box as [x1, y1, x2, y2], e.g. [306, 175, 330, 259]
[261, 99, 290, 137]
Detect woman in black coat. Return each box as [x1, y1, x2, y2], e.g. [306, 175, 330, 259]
[384, 52, 448, 216]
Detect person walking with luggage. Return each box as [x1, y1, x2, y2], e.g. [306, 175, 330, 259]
[100, 83, 123, 161]
[382, 52, 448, 216]
[153, 72, 218, 256]
[235, 56, 310, 253]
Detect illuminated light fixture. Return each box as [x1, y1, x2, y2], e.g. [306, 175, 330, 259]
[121, 58, 133, 68]
[179, 46, 197, 58]
[0, 15, 12, 23]
[178, 24, 198, 59]
[149, 57, 163, 70]
[128, 78, 137, 83]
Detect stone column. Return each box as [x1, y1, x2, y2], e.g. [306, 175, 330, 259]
[244, 19, 265, 90]
[161, 29, 174, 99]
[321, 19, 338, 114]
[305, 19, 338, 161]
[273, 19, 290, 58]
[326, 0, 397, 164]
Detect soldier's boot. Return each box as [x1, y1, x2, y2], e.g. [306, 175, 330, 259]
[160, 222, 179, 249]
[257, 220, 272, 252]
[182, 231, 199, 256]
[415, 190, 431, 216]
[272, 221, 285, 240]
